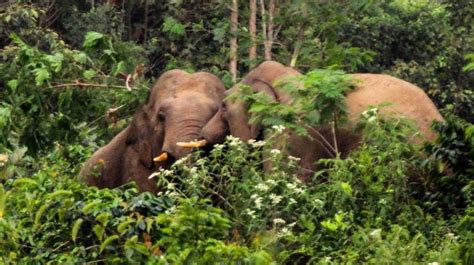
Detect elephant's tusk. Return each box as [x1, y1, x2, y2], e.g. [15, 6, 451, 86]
[153, 152, 168, 162]
[176, 139, 208, 148]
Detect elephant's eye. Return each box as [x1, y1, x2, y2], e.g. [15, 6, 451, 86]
[158, 112, 166, 122]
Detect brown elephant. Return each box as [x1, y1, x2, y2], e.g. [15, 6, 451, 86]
[80, 70, 225, 192]
[201, 61, 444, 182]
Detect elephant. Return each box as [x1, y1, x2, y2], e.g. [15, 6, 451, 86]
[80, 70, 225, 192]
[201, 61, 444, 182]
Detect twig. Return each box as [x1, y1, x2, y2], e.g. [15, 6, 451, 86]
[51, 82, 130, 90]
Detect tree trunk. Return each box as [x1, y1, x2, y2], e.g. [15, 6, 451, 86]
[265, 0, 274, 60]
[260, 0, 274, 61]
[143, 0, 149, 44]
[259, 0, 267, 60]
[249, 0, 257, 69]
[289, 3, 307, 67]
[230, 0, 239, 83]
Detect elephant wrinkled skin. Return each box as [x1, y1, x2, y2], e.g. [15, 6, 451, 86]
[80, 70, 225, 192]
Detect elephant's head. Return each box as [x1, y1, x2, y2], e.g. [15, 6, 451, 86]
[146, 70, 225, 161]
[201, 61, 301, 142]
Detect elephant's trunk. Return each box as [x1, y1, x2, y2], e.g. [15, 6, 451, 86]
[161, 118, 205, 159]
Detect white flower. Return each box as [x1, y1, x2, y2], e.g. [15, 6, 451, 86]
[271, 125, 286, 133]
[273, 218, 286, 225]
[246, 209, 256, 219]
[247, 139, 256, 144]
[165, 206, 176, 214]
[266, 179, 277, 186]
[255, 183, 270, 192]
[289, 198, 297, 204]
[378, 198, 387, 205]
[174, 157, 187, 166]
[270, 149, 281, 155]
[227, 135, 242, 147]
[166, 182, 175, 190]
[368, 116, 377, 123]
[255, 197, 263, 209]
[288, 156, 301, 162]
[369, 229, 382, 238]
[250, 140, 266, 148]
[314, 199, 324, 208]
[428, 262, 439, 265]
[213, 144, 224, 151]
[269, 194, 283, 205]
[286, 183, 304, 194]
[288, 222, 297, 227]
[278, 227, 291, 237]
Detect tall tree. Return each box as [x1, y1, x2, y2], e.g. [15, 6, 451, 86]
[260, 0, 274, 61]
[230, 0, 239, 82]
[249, 0, 257, 69]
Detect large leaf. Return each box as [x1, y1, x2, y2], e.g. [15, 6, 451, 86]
[83, 31, 105, 49]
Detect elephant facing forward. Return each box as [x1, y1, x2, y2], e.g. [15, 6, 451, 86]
[201, 61, 444, 182]
[80, 70, 225, 192]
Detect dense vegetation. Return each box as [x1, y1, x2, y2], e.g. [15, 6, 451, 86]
[0, 0, 473, 263]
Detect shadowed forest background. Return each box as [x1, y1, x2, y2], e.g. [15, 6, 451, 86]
[0, 0, 473, 263]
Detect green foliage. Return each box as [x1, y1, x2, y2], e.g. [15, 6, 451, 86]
[0, 154, 266, 263]
[233, 69, 353, 137]
[0, 4, 148, 155]
[149, 114, 471, 263]
[423, 115, 474, 214]
[1, 0, 473, 263]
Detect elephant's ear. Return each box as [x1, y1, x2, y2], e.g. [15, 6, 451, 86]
[126, 109, 154, 169]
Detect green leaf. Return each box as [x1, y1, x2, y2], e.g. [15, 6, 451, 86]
[117, 219, 135, 235]
[100, 235, 119, 253]
[96, 212, 110, 226]
[13, 178, 39, 188]
[7, 80, 18, 90]
[83, 32, 105, 49]
[73, 52, 88, 64]
[72, 218, 84, 242]
[162, 17, 186, 38]
[93, 224, 105, 241]
[47, 190, 73, 200]
[34, 203, 50, 228]
[112, 61, 126, 76]
[82, 200, 101, 214]
[83, 70, 97, 80]
[33, 68, 51, 86]
[45, 53, 64, 72]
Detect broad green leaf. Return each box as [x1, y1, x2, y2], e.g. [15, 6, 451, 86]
[82, 200, 101, 214]
[73, 52, 88, 64]
[93, 224, 105, 241]
[13, 178, 39, 188]
[100, 235, 119, 253]
[47, 190, 73, 200]
[83, 31, 105, 49]
[117, 219, 135, 235]
[83, 70, 97, 80]
[7, 80, 18, 90]
[34, 203, 50, 228]
[33, 68, 51, 86]
[96, 212, 110, 226]
[71, 218, 84, 242]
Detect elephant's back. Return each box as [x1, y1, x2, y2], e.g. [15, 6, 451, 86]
[347, 73, 444, 141]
